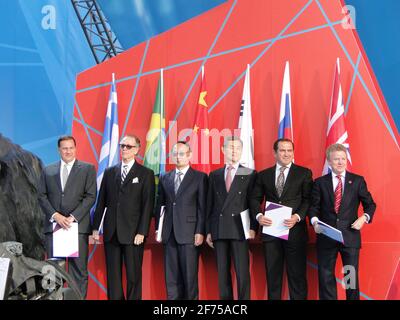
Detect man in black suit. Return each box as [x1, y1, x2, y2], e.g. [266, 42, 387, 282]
[39, 135, 97, 299]
[92, 134, 155, 300]
[309, 143, 376, 300]
[206, 136, 257, 300]
[156, 141, 207, 300]
[250, 138, 313, 300]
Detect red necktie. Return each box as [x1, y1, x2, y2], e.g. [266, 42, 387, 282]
[225, 166, 234, 192]
[334, 175, 343, 214]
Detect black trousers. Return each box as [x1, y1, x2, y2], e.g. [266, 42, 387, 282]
[317, 245, 360, 300]
[46, 233, 89, 299]
[262, 238, 307, 300]
[164, 233, 199, 300]
[214, 239, 250, 300]
[104, 233, 144, 300]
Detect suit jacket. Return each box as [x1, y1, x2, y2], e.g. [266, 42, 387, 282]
[309, 171, 376, 248]
[93, 161, 155, 244]
[250, 163, 313, 242]
[156, 167, 207, 245]
[39, 160, 97, 234]
[206, 165, 257, 241]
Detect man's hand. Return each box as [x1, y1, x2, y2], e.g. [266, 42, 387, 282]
[206, 233, 214, 248]
[194, 234, 204, 246]
[351, 215, 367, 230]
[54, 213, 71, 230]
[67, 215, 76, 223]
[257, 215, 273, 227]
[248, 230, 256, 239]
[313, 221, 322, 234]
[284, 215, 299, 229]
[134, 234, 145, 245]
[91, 230, 100, 244]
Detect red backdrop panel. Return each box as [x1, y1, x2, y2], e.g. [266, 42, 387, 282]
[74, 0, 400, 300]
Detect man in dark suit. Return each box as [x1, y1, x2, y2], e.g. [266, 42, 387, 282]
[92, 134, 155, 300]
[250, 138, 313, 300]
[39, 135, 97, 299]
[206, 136, 257, 300]
[156, 141, 207, 300]
[309, 143, 376, 300]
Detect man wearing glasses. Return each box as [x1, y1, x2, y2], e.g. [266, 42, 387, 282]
[155, 141, 207, 300]
[92, 134, 155, 300]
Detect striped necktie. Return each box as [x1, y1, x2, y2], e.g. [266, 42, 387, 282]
[334, 175, 343, 214]
[121, 165, 128, 184]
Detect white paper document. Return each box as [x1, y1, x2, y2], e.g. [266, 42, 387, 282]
[52, 222, 79, 258]
[156, 206, 166, 243]
[240, 209, 251, 239]
[0, 257, 11, 300]
[262, 201, 292, 240]
[316, 220, 344, 244]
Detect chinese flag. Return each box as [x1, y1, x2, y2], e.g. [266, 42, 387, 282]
[190, 66, 210, 174]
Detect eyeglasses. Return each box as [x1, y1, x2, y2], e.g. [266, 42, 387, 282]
[119, 144, 138, 150]
[172, 151, 189, 157]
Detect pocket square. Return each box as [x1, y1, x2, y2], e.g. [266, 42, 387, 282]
[132, 177, 139, 183]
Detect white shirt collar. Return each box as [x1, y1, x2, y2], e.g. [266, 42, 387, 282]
[61, 159, 75, 168]
[276, 162, 292, 171]
[332, 170, 346, 178]
[122, 159, 135, 173]
[176, 165, 190, 176]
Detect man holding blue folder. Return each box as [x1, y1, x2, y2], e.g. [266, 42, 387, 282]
[309, 143, 376, 300]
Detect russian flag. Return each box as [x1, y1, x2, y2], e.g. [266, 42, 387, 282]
[278, 61, 293, 141]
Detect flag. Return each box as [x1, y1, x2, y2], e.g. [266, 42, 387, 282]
[278, 61, 293, 141]
[322, 58, 352, 174]
[190, 66, 210, 173]
[238, 64, 255, 169]
[91, 73, 119, 224]
[144, 69, 166, 180]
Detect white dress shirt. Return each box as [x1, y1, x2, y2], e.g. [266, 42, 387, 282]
[175, 165, 190, 180]
[224, 162, 240, 182]
[121, 159, 135, 177]
[60, 158, 76, 190]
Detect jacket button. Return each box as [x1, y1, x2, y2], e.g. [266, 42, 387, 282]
[238, 191, 242, 194]
[173, 202, 176, 206]
[337, 218, 339, 222]
[232, 214, 234, 216]
[279, 201, 282, 204]
[220, 214, 223, 217]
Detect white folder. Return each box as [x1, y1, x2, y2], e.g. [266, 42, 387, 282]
[240, 209, 251, 239]
[155, 206, 166, 243]
[52, 222, 79, 258]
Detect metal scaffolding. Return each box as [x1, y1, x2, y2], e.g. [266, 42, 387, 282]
[71, 0, 123, 64]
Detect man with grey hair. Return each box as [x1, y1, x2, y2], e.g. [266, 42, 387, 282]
[92, 134, 155, 300]
[309, 143, 376, 300]
[206, 136, 257, 300]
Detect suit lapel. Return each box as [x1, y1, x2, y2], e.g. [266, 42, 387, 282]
[55, 161, 62, 192]
[280, 164, 295, 199]
[121, 161, 139, 188]
[64, 160, 80, 191]
[114, 163, 122, 187]
[326, 173, 335, 207]
[270, 166, 279, 199]
[175, 167, 195, 199]
[167, 170, 176, 200]
[222, 165, 245, 211]
[215, 167, 227, 198]
[339, 172, 353, 212]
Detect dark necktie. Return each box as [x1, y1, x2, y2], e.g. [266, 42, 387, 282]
[334, 175, 343, 214]
[121, 164, 128, 184]
[276, 166, 287, 197]
[175, 171, 183, 194]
